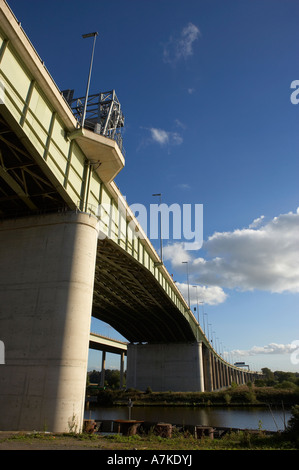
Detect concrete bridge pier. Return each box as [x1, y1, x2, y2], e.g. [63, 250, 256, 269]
[0, 211, 99, 433]
[126, 342, 205, 392]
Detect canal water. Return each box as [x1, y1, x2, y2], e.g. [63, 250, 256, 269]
[84, 404, 291, 432]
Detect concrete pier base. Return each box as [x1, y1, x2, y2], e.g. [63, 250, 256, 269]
[126, 342, 205, 392]
[0, 211, 99, 432]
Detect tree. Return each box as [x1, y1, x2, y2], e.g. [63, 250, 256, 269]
[261, 367, 274, 381]
[285, 405, 299, 441]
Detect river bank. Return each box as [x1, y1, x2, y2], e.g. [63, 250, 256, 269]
[92, 384, 299, 408]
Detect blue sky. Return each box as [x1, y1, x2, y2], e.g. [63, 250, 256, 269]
[8, 0, 299, 373]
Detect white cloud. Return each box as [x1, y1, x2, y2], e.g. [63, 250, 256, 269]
[163, 208, 299, 294]
[176, 282, 227, 306]
[177, 183, 191, 190]
[150, 128, 169, 145]
[174, 119, 186, 130]
[164, 243, 227, 306]
[231, 342, 298, 357]
[163, 22, 200, 65]
[148, 127, 183, 146]
[164, 242, 192, 266]
[249, 215, 265, 228]
[198, 209, 299, 293]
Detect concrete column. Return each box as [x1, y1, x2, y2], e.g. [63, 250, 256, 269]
[211, 355, 216, 390]
[0, 211, 99, 432]
[219, 361, 224, 389]
[219, 361, 224, 388]
[222, 364, 227, 388]
[225, 365, 230, 387]
[100, 351, 106, 388]
[228, 367, 232, 386]
[216, 360, 221, 389]
[119, 352, 125, 389]
[198, 341, 205, 392]
[203, 348, 213, 392]
[127, 342, 205, 392]
[214, 359, 220, 390]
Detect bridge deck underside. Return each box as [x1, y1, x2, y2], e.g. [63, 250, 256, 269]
[0, 114, 67, 218]
[89, 339, 127, 355]
[92, 238, 197, 343]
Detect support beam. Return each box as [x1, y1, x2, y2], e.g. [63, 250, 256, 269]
[100, 351, 106, 388]
[120, 351, 125, 389]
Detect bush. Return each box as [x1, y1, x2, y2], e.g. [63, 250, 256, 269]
[224, 393, 231, 405]
[285, 405, 299, 435]
[276, 381, 297, 390]
[97, 390, 117, 406]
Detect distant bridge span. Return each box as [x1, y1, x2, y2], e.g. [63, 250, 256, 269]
[0, 1, 261, 434]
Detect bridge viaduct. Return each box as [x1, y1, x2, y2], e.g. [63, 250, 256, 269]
[0, 1, 261, 433]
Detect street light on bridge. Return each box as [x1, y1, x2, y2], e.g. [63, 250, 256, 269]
[81, 31, 98, 128]
[182, 261, 190, 308]
[203, 311, 208, 336]
[152, 193, 163, 262]
[192, 285, 199, 323]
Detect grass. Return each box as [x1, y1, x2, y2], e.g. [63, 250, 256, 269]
[100, 427, 298, 450]
[1, 428, 297, 450]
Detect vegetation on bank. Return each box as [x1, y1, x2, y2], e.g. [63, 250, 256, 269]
[93, 383, 299, 407]
[86, 367, 299, 411]
[87, 367, 299, 395]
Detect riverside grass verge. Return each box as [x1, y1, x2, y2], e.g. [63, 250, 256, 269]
[0, 428, 297, 450]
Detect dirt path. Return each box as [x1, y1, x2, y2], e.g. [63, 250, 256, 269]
[0, 431, 127, 450]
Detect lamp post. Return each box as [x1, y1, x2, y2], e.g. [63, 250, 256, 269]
[81, 32, 98, 128]
[212, 330, 216, 351]
[192, 285, 199, 323]
[203, 311, 208, 336]
[182, 261, 190, 307]
[216, 337, 220, 355]
[208, 322, 212, 342]
[152, 193, 162, 262]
